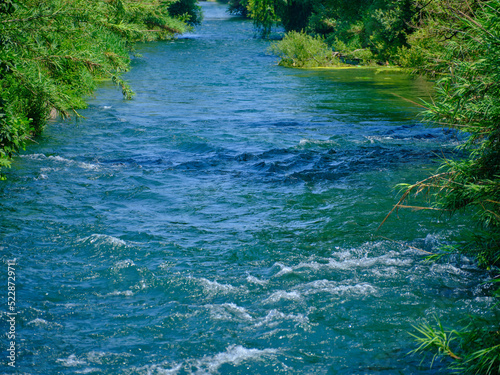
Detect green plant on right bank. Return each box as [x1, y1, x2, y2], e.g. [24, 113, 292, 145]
[385, 1, 500, 372]
[395, 0, 500, 268]
[411, 313, 500, 374]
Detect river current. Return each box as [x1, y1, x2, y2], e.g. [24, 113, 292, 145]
[0, 3, 496, 374]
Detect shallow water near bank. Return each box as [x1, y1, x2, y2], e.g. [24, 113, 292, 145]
[0, 3, 496, 374]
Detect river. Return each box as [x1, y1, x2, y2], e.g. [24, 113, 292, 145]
[0, 2, 495, 374]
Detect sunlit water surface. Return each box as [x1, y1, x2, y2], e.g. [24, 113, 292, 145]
[0, 3, 496, 374]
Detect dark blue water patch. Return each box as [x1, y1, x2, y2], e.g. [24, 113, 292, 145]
[268, 121, 305, 127]
[382, 123, 461, 140]
[234, 152, 259, 162]
[79, 140, 447, 186]
[102, 157, 172, 168]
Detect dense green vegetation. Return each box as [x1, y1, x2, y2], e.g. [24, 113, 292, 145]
[0, 0, 200, 177]
[397, 1, 500, 269]
[235, 0, 488, 68]
[399, 2, 500, 372]
[230, 0, 418, 62]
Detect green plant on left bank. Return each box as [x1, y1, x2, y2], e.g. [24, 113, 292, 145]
[0, 0, 201, 178]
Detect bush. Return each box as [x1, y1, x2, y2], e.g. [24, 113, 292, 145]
[268, 31, 341, 67]
[332, 38, 374, 64]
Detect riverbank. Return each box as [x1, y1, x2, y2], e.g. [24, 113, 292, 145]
[0, 0, 199, 178]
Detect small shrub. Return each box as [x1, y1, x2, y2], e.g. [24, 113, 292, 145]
[268, 31, 341, 68]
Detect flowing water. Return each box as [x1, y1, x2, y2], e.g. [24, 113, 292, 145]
[0, 3, 497, 374]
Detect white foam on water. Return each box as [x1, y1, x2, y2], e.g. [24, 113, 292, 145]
[298, 280, 377, 297]
[272, 250, 411, 279]
[113, 259, 136, 269]
[430, 262, 470, 277]
[151, 364, 183, 375]
[80, 234, 127, 247]
[204, 303, 254, 322]
[79, 161, 100, 171]
[40, 167, 60, 172]
[57, 354, 87, 367]
[137, 278, 148, 290]
[125, 361, 182, 375]
[190, 345, 278, 374]
[273, 262, 294, 277]
[48, 155, 71, 163]
[86, 351, 133, 364]
[364, 135, 395, 143]
[62, 303, 81, 308]
[254, 309, 310, 329]
[105, 290, 134, 297]
[75, 368, 100, 374]
[123, 346, 278, 375]
[325, 249, 413, 270]
[263, 290, 302, 303]
[371, 266, 398, 277]
[294, 260, 323, 271]
[158, 261, 175, 270]
[298, 138, 338, 146]
[21, 153, 47, 160]
[27, 318, 48, 326]
[23, 154, 100, 171]
[27, 318, 62, 327]
[195, 277, 239, 296]
[246, 274, 269, 286]
[472, 296, 496, 304]
[65, 352, 137, 373]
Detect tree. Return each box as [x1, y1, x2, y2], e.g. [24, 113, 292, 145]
[0, 0, 193, 177]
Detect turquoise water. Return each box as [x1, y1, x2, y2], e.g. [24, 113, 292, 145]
[0, 3, 496, 374]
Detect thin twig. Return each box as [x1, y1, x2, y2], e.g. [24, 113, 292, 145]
[377, 173, 450, 230]
[390, 93, 428, 109]
[396, 204, 446, 211]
